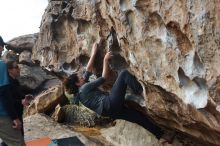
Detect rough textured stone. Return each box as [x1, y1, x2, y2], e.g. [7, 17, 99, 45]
[142, 82, 220, 146]
[19, 50, 32, 64]
[101, 120, 182, 146]
[25, 85, 63, 116]
[30, 0, 220, 145]
[18, 64, 55, 90]
[6, 33, 38, 53]
[24, 113, 99, 146]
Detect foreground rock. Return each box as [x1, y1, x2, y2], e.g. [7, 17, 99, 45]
[101, 120, 182, 146]
[24, 113, 98, 145]
[24, 114, 183, 146]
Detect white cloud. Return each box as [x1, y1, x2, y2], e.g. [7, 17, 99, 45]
[0, 0, 48, 41]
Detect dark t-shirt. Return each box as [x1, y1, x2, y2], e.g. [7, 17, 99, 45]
[78, 71, 109, 115]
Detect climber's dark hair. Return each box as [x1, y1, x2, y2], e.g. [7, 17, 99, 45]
[64, 73, 79, 95]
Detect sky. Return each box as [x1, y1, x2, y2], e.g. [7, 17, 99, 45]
[0, 0, 48, 42]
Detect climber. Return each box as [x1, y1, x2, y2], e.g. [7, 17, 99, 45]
[0, 36, 25, 146]
[64, 41, 174, 143]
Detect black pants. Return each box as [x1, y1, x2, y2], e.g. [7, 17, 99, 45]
[102, 70, 164, 139]
[1, 116, 24, 146]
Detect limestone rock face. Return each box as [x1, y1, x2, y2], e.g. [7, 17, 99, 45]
[32, 0, 220, 145]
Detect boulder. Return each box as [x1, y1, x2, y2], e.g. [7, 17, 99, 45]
[29, 0, 220, 145]
[25, 85, 63, 116]
[6, 33, 38, 53]
[18, 64, 55, 90]
[24, 113, 99, 146]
